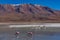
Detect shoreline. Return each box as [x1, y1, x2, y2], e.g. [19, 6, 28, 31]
[0, 27, 60, 33]
[0, 23, 60, 33]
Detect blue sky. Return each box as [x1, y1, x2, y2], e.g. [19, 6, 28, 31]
[0, 0, 60, 10]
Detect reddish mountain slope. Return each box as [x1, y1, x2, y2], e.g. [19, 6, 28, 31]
[0, 4, 60, 22]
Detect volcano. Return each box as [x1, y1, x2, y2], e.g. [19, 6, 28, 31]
[0, 4, 60, 22]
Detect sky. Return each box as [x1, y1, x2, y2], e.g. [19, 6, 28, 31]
[0, 0, 60, 10]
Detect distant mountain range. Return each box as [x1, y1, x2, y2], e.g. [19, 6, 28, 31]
[0, 4, 60, 22]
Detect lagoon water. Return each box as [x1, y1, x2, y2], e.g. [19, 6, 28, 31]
[0, 32, 60, 40]
[0, 23, 60, 40]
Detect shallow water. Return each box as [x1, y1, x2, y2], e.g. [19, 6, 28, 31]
[0, 32, 60, 40]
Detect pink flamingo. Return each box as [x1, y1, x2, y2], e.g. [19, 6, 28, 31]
[15, 31, 20, 38]
[27, 32, 33, 35]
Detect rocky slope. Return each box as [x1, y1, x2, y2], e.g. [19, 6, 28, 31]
[0, 4, 60, 22]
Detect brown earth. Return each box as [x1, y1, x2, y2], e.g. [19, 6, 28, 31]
[0, 4, 60, 22]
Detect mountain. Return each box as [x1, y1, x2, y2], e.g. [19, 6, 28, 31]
[0, 4, 60, 22]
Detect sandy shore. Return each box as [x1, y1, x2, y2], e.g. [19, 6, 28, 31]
[0, 27, 60, 34]
[0, 23, 60, 33]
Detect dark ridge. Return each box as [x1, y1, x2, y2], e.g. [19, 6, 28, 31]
[15, 8, 20, 13]
[29, 8, 35, 14]
[43, 7, 54, 13]
[0, 5, 6, 11]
